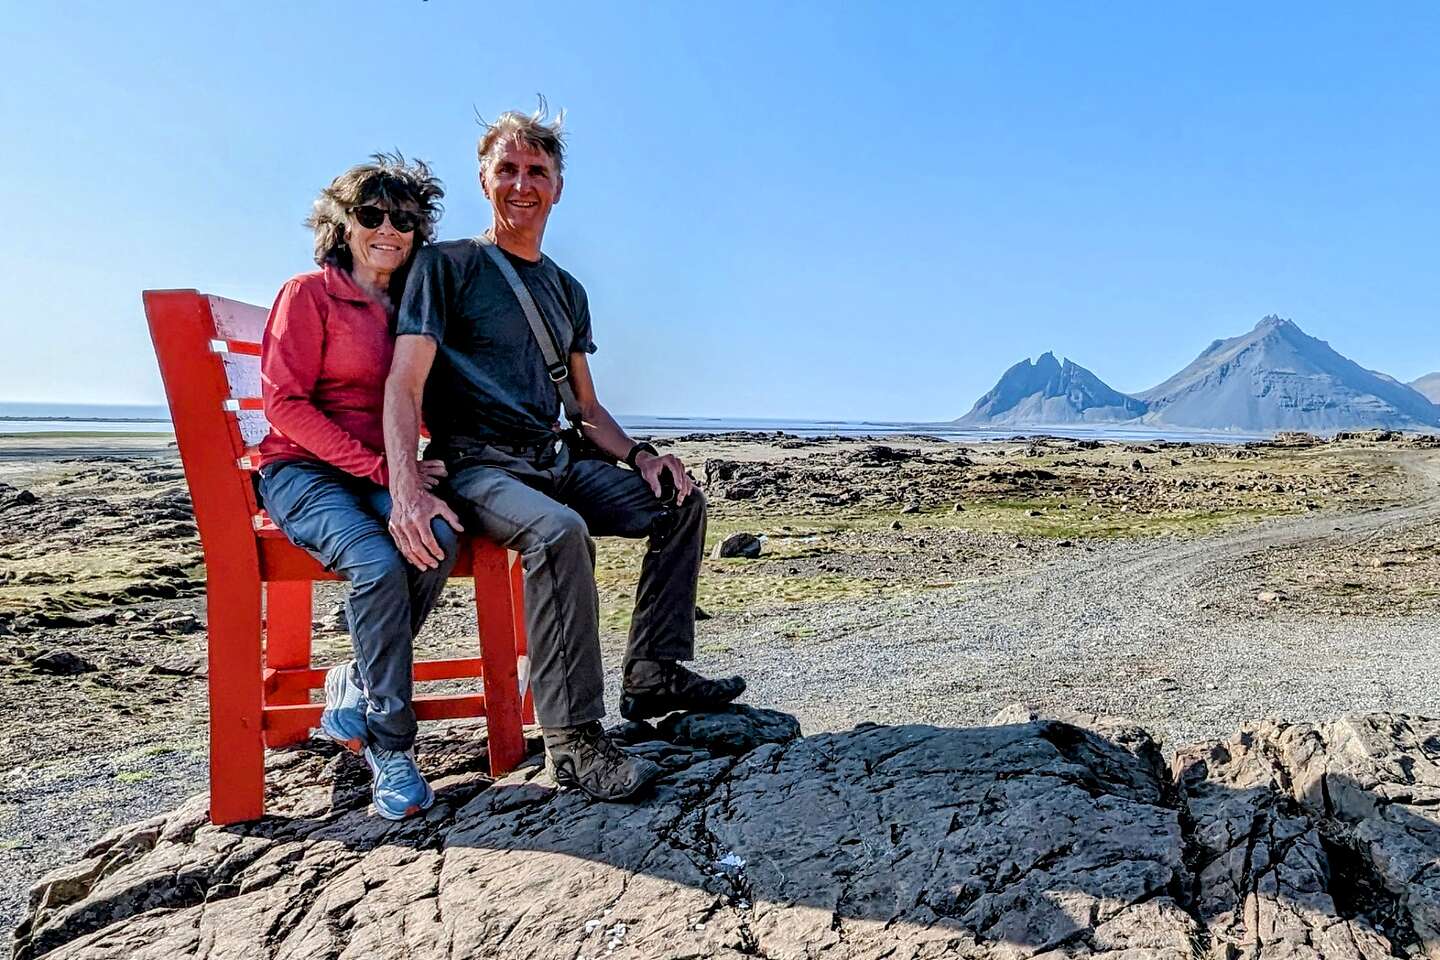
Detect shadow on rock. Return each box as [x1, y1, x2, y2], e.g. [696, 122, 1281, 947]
[14, 706, 1440, 959]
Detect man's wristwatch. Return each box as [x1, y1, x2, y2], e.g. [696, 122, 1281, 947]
[625, 442, 658, 471]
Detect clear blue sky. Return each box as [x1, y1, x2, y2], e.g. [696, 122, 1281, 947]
[5, 2, 1439, 420]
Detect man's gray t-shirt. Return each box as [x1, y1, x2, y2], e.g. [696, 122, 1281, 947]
[396, 239, 595, 456]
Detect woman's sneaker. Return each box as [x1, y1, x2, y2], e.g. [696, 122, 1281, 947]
[363, 745, 435, 820]
[319, 662, 369, 754]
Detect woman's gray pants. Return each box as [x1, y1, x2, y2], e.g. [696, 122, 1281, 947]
[448, 444, 705, 729]
[259, 459, 460, 751]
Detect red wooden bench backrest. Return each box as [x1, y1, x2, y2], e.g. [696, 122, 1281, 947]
[144, 290, 274, 592]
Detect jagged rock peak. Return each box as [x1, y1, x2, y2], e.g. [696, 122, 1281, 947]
[1255, 313, 1296, 331]
[955, 352, 1146, 426]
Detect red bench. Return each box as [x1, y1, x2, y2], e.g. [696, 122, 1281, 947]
[143, 289, 533, 825]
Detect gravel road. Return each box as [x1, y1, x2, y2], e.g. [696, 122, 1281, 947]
[670, 450, 1440, 753]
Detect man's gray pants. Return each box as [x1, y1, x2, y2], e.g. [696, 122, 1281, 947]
[448, 444, 705, 728]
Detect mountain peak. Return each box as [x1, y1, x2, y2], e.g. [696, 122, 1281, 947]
[1135, 315, 1440, 431]
[1412, 372, 1440, 405]
[960, 314, 1440, 432]
[1255, 315, 1296, 333]
[955, 353, 1145, 426]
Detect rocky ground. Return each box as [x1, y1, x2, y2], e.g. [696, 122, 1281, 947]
[3, 430, 1440, 949]
[16, 703, 1440, 958]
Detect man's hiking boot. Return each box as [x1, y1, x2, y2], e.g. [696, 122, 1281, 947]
[363, 745, 435, 820]
[619, 659, 747, 721]
[319, 661, 369, 754]
[543, 722, 662, 802]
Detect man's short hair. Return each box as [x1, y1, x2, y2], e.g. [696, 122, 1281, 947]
[477, 99, 567, 177]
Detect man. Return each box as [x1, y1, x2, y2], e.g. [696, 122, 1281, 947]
[383, 107, 746, 802]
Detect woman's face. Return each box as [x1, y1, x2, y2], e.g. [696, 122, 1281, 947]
[346, 198, 418, 280]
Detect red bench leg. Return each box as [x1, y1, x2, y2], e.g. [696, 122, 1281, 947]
[207, 568, 266, 824]
[263, 581, 313, 748]
[509, 552, 535, 725]
[474, 540, 526, 776]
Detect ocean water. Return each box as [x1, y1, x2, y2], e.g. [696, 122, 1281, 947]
[0, 402, 1267, 444]
[0, 402, 173, 434]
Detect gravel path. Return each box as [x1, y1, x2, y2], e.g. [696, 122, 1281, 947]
[677, 450, 1440, 753]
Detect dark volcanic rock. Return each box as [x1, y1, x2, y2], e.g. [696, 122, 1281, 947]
[28, 650, 97, 676]
[24, 612, 90, 629]
[852, 444, 917, 463]
[712, 532, 762, 559]
[607, 719, 661, 744]
[721, 478, 764, 501]
[702, 459, 791, 502]
[656, 705, 801, 754]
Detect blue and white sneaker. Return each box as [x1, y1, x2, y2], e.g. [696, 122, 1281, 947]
[363, 745, 435, 820]
[319, 662, 369, 754]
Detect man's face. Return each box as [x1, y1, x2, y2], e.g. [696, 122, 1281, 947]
[481, 137, 562, 236]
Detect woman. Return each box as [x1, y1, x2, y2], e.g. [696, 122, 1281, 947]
[257, 153, 462, 820]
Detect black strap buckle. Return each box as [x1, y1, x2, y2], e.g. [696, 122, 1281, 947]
[546, 361, 568, 383]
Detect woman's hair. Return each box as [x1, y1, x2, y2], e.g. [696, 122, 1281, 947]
[306, 152, 445, 271]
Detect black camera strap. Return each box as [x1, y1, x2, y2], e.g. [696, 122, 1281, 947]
[476, 236, 582, 427]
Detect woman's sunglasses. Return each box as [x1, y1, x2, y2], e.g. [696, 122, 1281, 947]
[349, 205, 420, 233]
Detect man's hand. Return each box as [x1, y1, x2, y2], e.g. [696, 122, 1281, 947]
[388, 488, 464, 570]
[636, 450, 695, 505]
[417, 459, 448, 490]
[384, 336, 457, 568]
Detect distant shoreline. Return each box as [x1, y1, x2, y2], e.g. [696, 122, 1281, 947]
[0, 430, 173, 437]
[0, 416, 170, 424]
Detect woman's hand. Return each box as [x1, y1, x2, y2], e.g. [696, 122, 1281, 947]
[417, 459, 448, 490]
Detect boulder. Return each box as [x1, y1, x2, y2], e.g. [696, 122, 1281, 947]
[852, 445, 915, 463]
[711, 533, 762, 559]
[1171, 714, 1440, 957]
[721, 478, 764, 501]
[314, 603, 349, 634]
[28, 650, 97, 676]
[656, 705, 801, 755]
